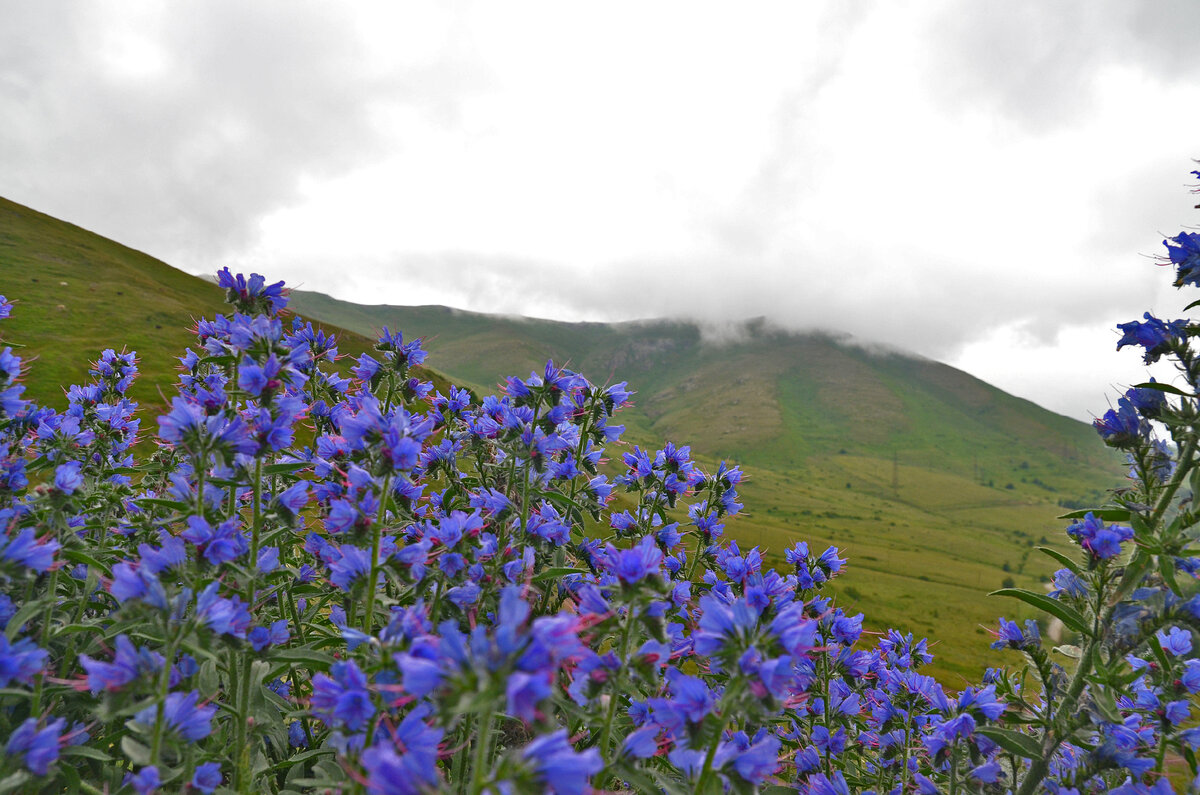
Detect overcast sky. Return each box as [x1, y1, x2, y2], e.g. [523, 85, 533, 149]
[3, 1, 1200, 421]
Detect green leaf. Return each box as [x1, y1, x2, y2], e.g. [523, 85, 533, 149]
[974, 726, 1043, 760]
[263, 462, 310, 475]
[1113, 549, 1155, 602]
[989, 588, 1090, 635]
[1132, 381, 1194, 397]
[1159, 554, 1184, 597]
[1051, 644, 1082, 659]
[532, 566, 590, 582]
[1036, 546, 1082, 576]
[61, 745, 113, 762]
[0, 771, 32, 794]
[1149, 632, 1172, 672]
[62, 548, 112, 576]
[1091, 684, 1124, 724]
[269, 647, 336, 669]
[135, 497, 190, 512]
[120, 735, 152, 766]
[1056, 508, 1131, 522]
[6, 599, 48, 640]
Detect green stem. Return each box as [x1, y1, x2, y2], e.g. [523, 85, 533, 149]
[363, 475, 393, 633]
[598, 605, 638, 760]
[468, 708, 495, 795]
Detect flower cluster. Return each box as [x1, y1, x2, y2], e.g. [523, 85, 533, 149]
[3, 167, 1200, 794]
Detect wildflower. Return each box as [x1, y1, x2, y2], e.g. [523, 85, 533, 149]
[522, 731, 602, 795]
[311, 659, 373, 731]
[5, 717, 64, 775]
[0, 527, 60, 572]
[1165, 231, 1200, 287]
[1158, 626, 1192, 657]
[134, 691, 216, 741]
[80, 634, 164, 693]
[129, 766, 160, 795]
[1116, 313, 1188, 364]
[191, 762, 222, 794]
[991, 617, 1040, 651]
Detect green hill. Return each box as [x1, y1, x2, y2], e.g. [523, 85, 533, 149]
[0, 196, 454, 413]
[289, 291, 1124, 681]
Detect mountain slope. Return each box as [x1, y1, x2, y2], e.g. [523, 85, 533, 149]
[0, 197, 453, 412]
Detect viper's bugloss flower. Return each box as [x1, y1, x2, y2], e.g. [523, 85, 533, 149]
[190, 762, 222, 794]
[135, 690, 216, 741]
[1125, 380, 1168, 420]
[1093, 399, 1144, 450]
[1158, 626, 1192, 657]
[6, 717, 65, 775]
[0, 634, 48, 687]
[991, 617, 1040, 651]
[217, 267, 287, 314]
[80, 634, 164, 693]
[53, 460, 83, 494]
[312, 659, 373, 731]
[361, 705, 442, 795]
[0, 527, 60, 572]
[1116, 313, 1188, 364]
[521, 730, 602, 795]
[1066, 512, 1133, 560]
[601, 535, 663, 583]
[1165, 231, 1200, 287]
[128, 766, 160, 795]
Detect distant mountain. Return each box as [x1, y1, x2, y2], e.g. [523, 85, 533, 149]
[289, 290, 1114, 488]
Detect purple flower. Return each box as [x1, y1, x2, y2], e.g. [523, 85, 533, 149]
[0, 527, 60, 573]
[5, 717, 64, 775]
[991, 617, 1040, 651]
[1116, 313, 1188, 364]
[129, 766, 160, 795]
[1165, 231, 1200, 287]
[507, 670, 552, 723]
[522, 731, 602, 795]
[601, 536, 664, 583]
[54, 461, 83, 494]
[311, 660, 373, 731]
[191, 762, 222, 793]
[1066, 512, 1133, 560]
[1158, 626, 1192, 657]
[80, 634, 164, 693]
[0, 635, 47, 687]
[135, 691, 215, 741]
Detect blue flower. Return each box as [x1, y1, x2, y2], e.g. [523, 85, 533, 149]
[191, 762, 222, 793]
[53, 460, 83, 493]
[311, 660, 373, 731]
[522, 731, 602, 795]
[0, 527, 60, 573]
[80, 634, 164, 693]
[1158, 626, 1192, 657]
[1116, 313, 1188, 364]
[1165, 231, 1200, 287]
[1093, 398, 1145, 449]
[991, 617, 1040, 651]
[129, 766, 160, 795]
[135, 691, 216, 741]
[5, 717, 64, 775]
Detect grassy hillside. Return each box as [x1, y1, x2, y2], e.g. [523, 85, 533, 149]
[290, 290, 1125, 681]
[0, 197, 455, 414]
